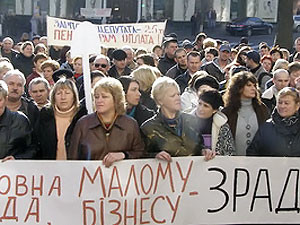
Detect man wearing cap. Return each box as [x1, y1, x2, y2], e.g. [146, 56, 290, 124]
[108, 49, 132, 79]
[0, 37, 18, 62]
[165, 48, 187, 79]
[245, 50, 271, 93]
[202, 43, 231, 82]
[157, 37, 178, 75]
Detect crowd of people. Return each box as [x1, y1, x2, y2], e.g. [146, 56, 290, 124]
[0, 30, 300, 166]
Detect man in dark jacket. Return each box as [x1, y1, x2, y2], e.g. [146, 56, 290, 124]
[157, 37, 178, 75]
[245, 50, 271, 93]
[0, 80, 36, 159]
[175, 51, 202, 93]
[108, 49, 131, 78]
[261, 69, 290, 113]
[202, 44, 231, 82]
[0, 37, 18, 62]
[3, 69, 39, 132]
[165, 48, 187, 79]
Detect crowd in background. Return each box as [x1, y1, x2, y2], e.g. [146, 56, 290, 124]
[1, 30, 300, 166]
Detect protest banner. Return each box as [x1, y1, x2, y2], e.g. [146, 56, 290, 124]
[0, 156, 299, 224]
[47, 16, 166, 51]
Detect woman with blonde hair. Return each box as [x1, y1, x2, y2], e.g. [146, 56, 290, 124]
[68, 77, 144, 166]
[37, 78, 87, 159]
[141, 76, 216, 161]
[132, 65, 158, 111]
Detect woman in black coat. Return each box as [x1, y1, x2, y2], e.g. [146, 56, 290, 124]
[12, 41, 34, 78]
[118, 76, 155, 126]
[247, 87, 300, 156]
[37, 78, 87, 159]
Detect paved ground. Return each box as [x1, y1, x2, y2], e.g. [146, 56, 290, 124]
[166, 21, 300, 50]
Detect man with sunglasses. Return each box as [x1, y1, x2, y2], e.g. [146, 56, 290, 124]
[92, 54, 111, 76]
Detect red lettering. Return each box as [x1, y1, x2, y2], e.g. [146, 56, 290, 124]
[153, 163, 175, 194]
[140, 164, 153, 195]
[124, 165, 140, 196]
[82, 200, 96, 225]
[0, 197, 18, 222]
[166, 195, 181, 223]
[32, 176, 43, 196]
[0, 175, 10, 195]
[140, 197, 150, 224]
[48, 176, 61, 196]
[24, 197, 40, 223]
[108, 166, 123, 197]
[124, 199, 137, 225]
[78, 167, 106, 198]
[109, 199, 122, 225]
[150, 196, 165, 224]
[16, 175, 28, 196]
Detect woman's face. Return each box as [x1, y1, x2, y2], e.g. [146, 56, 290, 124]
[42, 67, 54, 81]
[73, 59, 83, 74]
[262, 59, 272, 72]
[197, 99, 216, 119]
[23, 45, 33, 57]
[55, 87, 74, 112]
[277, 95, 300, 118]
[126, 82, 141, 107]
[160, 86, 181, 114]
[240, 81, 257, 99]
[94, 88, 115, 115]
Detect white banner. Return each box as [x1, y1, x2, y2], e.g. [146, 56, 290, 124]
[0, 157, 299, 224]
[47, 16, 166, 51]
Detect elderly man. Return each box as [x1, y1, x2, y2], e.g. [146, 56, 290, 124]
[91, 54, 111, 76]
[3, 69, 39, 127]
[28, 78, 50, 110]
[262, 69, 290, 113]
[108, 49, 132, 78]
[0, 80, 36, 159]
[122, 45, 137, 70]
[0, 37, 18, 62]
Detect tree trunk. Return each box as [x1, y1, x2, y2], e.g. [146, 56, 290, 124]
[274, 0, 293, 51]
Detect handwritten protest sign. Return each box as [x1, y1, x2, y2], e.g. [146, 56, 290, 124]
[47, 16, 166, 51]
[0, 156, 299, 224]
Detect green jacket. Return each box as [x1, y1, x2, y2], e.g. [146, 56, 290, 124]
[141, 112, 204, 157]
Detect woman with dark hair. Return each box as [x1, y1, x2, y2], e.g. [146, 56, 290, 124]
[37, 78, 87, 159]
[68, 77, 144, 166]
[191, 90, 235, 155]
[222, 71, 269, 155]
[247, 87, 300, 156]
[118, 76, 155, 126]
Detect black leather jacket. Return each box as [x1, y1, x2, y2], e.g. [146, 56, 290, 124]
[0, 108, 36, 159]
